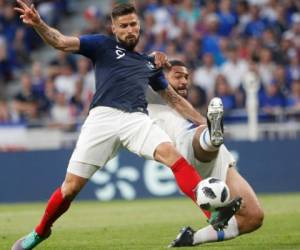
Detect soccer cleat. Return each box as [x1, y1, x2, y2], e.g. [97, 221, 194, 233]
[11, 230, 51, 250]
[168, 226, 195, 248]
[208, 196, 242, 231]
[207, 97, 224, 147]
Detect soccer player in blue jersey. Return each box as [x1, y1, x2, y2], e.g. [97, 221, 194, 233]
[12, 2, 210, 249]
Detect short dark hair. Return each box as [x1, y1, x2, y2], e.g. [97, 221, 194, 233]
[169, 60, 187, 68]
[165, 60, 187, 72]
[111, 3, 137, 20]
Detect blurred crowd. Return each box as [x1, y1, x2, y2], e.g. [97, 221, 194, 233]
[1, 0, 300, 128]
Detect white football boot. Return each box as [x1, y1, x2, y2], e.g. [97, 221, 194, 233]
[207, 97, 224, 147]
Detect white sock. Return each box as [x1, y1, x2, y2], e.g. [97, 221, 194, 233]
[199, 128, 219, 152]
[193, 216, 239, 245]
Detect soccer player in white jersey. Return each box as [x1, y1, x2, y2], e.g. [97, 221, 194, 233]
[147, 60, 264, 247]
[12, 3, 211, 250]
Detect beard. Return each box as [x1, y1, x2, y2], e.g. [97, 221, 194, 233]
[118, 34, 140, 51]
[176, 88, 188, 99]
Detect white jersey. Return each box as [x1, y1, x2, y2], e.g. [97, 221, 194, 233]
[147, 104, 192, 143]
[148, 100, 235, 181]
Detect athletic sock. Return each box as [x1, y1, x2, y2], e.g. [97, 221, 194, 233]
[193, 216, 239, 245]
[199, 128, 219, 152]
[171, 157, 202, 201]
[35, 187, 71, 237]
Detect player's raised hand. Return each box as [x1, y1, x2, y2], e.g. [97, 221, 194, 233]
[14, 0, 41, 27]
[150, 51, 172, 69]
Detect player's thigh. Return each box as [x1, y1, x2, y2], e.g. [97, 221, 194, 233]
[226, 167, 264, 233]
[119, 112, 172, 161]
[68, 107, 122, 178]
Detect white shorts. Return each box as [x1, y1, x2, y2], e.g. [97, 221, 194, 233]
[176, 129, 236, 181]
[68, 106, 172, 178]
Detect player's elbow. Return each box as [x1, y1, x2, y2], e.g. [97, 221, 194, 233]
[53, 37, 76, 52]
[53, 40, 69, 52]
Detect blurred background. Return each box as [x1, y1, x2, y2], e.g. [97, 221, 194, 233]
[0, 0, 299, 202]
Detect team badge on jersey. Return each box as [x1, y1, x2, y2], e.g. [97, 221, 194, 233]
[146, 61, 156, 70]
[115, 45, 126, 59]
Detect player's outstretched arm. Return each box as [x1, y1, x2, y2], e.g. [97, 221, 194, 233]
[15, 0, 79, 52]
[159, 85, 206, 125]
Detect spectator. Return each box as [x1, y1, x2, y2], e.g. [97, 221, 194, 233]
[48, 50, 77, 77]
[31, 61, 46, 95]
[201, 14, 223, 65]
[36, 76, 56, 120]
[258, 47, 276, 88]
[214, 74, 236, 110]
[76, 57, 94, 102]
[187, 84, 207, 114]
[182, 38, 201, 70]
[217, 0, 237, 37]
[2, 0, 300, 126]
[11, 27, 30, 68]
[70, 77, 87, 118]
[0, 99, 10, 123]
[82, 6, 104, 34]
[286, 52, 300, 82]
[220, 43, 249, 90]
[287, 79, 300, 111]
[235, 0, 251, 34]
[244, 4, 268, 38]
[193, 52, 219, 98]
[54, 62, 77, 99]
[37, 1, 57, 26]
[271, 5, 289, 37]
[276, 32, 297, 65]
[260, 82, 286, 113]
[0, 36, 12, 81]
[178, 0, 201, 32]
[49, 91, 75, 131]
[12, 72, 39, 122]
[271, 64, 290, 93]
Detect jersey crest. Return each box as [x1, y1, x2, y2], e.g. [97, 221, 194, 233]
[146, 61, 156, 70]
[115, 45, 126, 59]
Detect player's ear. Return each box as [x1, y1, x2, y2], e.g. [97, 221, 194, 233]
[111, 23, 116, 34]
[111, 18, 116, 34]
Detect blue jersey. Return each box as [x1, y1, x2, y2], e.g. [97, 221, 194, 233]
[76, 34, 168, 113]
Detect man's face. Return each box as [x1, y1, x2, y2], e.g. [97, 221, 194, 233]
[112, 13, 140, 50]
[166, 66, 189, 98]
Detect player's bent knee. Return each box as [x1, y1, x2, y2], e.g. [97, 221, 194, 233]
[61, 174, 87, 200]
[154, 142, 181, 167]
[61, 183, 80, 200]
[250, 207, 264, 231]
[240, 206, 264, 233]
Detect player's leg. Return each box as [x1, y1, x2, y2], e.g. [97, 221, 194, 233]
[12, 107, 122, 250]
[207, 97, 224, 146]
[154, 142, 202, 201]
[11, 172, 89, 250]
[193, 125, 219, 162]
[225, 167, 264, 234]
[169, 145, 242, 247]
[120, 111, 202, 202]
[192, 97, 224, 162]
[186, 167, 263, 246]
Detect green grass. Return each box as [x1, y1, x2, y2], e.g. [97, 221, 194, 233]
[1, 193, 300, 250]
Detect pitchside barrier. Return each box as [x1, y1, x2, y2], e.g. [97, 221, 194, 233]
[0, 139, 299, 203]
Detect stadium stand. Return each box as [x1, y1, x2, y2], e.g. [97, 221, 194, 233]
[0, 0, 300, 145]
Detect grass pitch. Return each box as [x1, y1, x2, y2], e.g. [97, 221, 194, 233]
[1, 193, 300, 250]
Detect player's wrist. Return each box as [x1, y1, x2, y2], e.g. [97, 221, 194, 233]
[34, 19, 44, 28]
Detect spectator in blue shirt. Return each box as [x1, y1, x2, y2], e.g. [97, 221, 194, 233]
[214, 74, 237, 110]
[244, 5, 268, 37]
